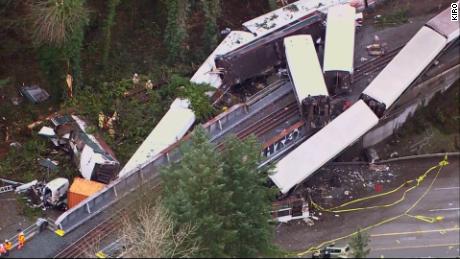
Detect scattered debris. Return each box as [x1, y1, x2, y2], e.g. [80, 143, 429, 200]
[15, 180, 39, 194]
[66, 115, 120, 183]
[220, 27, 232, 36]
[19, 85, 50, 104]
[38, 158, 59, 172]
[365, 148, 380, 163]
[367, 44, 385, 56]
[36, 114, 120, 184]
[0, 185, 14, 194]
[38, 126, 56, 138]
[10, 96, 22, 106]
[304, 218, 315, 226]
[66, 74, 73, 98]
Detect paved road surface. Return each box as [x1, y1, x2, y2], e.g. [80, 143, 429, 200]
[276, 157, 460, 259]
[367, 162, 460, 258]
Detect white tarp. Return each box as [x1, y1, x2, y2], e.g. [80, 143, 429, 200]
[190, 31, 255, 89]
[362, 26, 446, 108]
[119, 98, 196, 177]
[323, 4, 356, 73]
[270, 100, 379, 194]
[284, 35, 329, 102]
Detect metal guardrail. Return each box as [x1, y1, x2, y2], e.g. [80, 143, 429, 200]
[7, 218, 47, 251]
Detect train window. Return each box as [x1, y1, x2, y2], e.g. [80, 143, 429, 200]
[274, 208, 291, 217]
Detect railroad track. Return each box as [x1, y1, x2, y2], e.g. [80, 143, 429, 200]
[54, 180, 163, 258]
[352, 45, 404, 82]
[54, 208, 126, 258]
[216, 101, 299, 149]
[237, 102, 298, 139]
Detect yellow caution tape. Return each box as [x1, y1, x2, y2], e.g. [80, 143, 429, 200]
[405, 214, 444, 224]
[295, 157, 449, 257]
[309, 158, 448, 214]
[55, 229, 65, 237]
[96, 251, 107, 258]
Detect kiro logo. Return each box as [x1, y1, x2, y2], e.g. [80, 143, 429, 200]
[452, 3, 458, 21]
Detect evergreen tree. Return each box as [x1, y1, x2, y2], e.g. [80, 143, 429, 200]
[350, 228, 371, 258]
[161, 129, 276, 257]
[164, 0, 189, 64]
[220, 135, 276, 257]
[201, 0, 220, 59]
[161, 128, 232, 257]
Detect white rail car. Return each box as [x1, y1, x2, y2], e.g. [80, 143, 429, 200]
[285, 35, 329, 102]
[118, 98, 195, 177]
[425, 2, 460, 44]
[361, 4, 459, 116]
[284, 35, 330, 129]
[270, 100, 378, 194]
[323, 4, 356, 93]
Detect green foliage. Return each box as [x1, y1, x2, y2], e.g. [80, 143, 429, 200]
[220, 135, 277, 257]
[101, 0, 121, 71]
[160, 74, 215, 121]
[375, 9, 409, 27]
[350, 228, 370, 258]
[0, 137, 47, 182]
[268, 0, 278, 10]
[29, 0, 89, 46]
[30, 0, 89, 95]
[0, 136, 77, 183]
[161, 128, 228, 257]
[62, 75, 166, 164]
[164, 0, 190, 64]
[64, 15, 87, 92]
[0, 78, 10, 89]
[201, 0, 220, 59]
[16, 196, 43, 220]
[161, 128, 276, 257]
[37, 45, 66, 102]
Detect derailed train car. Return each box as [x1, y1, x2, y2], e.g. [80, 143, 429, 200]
[361, 4, 459, 117]
[284, 35, 331, 130]
[323, 4, 356, 94]
[215, 11, 326, 88]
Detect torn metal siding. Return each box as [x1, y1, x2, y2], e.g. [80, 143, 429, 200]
[67, 116, 120, 183]
[215, 11, 325, 88]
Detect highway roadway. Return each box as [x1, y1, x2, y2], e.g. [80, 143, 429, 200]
[367, 159, 460, 258]
[276, 156, 460, 258]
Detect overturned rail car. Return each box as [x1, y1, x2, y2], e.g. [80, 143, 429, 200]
[215, 11, 325, 89]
